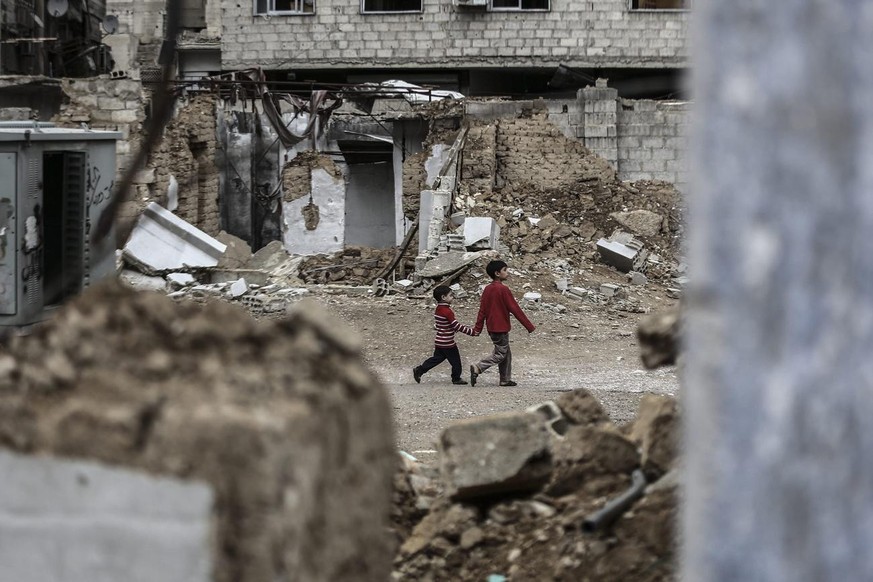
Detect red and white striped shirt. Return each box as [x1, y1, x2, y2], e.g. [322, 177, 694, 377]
[434, 303, 475, 348]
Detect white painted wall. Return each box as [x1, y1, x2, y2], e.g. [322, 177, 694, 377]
[282, 168, 345, 256]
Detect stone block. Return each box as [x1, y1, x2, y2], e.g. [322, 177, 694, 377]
[463, 216, 500, 250]
[440, 411, 552, 500]
[0, 450, 212, 582]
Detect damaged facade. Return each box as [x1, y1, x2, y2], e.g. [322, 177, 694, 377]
[0, 0, 690, 275]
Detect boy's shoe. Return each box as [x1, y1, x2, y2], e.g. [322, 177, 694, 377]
[470, 365, 479, 387]
[499, 380, 518, 387]
[452, 379, 468, 385]
[413, 367, 422, 384]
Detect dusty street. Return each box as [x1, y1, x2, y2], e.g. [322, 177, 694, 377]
[313, 289, 680, 463]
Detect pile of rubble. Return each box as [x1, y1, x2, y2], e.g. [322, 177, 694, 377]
[391, 389, 679, 581]
[298, 246, 399, 285]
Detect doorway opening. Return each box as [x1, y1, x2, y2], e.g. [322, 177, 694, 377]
[339, 141, 396, 248]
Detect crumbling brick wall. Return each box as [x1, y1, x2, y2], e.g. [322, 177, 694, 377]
[402, 150, 427, 220]
[461, 123, 497, 196]
[149, 96, 221, 236]
[493, 113, 616, 194]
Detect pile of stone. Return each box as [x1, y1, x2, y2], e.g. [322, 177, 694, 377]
[391, 389, 679, 581]
[298, 246, 401, 285]
[0, 281, 396, 582]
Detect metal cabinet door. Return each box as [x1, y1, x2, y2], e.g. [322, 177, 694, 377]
[0, 153, 16, 315]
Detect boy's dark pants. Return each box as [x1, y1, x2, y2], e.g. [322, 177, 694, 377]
[417, 346, 463, 381]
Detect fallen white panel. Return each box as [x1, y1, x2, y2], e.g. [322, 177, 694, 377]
[0, 450, 213, 582]
[123, 203, 227, 272]
[464, 217, 500, 249]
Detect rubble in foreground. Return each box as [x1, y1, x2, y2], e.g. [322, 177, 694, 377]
[391, 389, 680, 582]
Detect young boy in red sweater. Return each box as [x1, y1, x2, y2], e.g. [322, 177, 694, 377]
[470, 260, 535, 386]
[413, 285, 478, 385]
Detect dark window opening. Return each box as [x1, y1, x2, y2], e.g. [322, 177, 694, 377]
[255, 0, 314, 15]
[630, 0, 690, 9]
[362, 0, 422, 13]
[492, 0, 549, 10]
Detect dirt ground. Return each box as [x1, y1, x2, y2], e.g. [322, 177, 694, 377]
[306, 282, 681, 464]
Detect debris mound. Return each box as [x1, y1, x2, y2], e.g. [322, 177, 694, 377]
[392, 389, 680, 581]
[0, 281, 397, 582]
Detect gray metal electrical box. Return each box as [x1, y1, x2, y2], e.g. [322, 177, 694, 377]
[0, 122, 121, 328]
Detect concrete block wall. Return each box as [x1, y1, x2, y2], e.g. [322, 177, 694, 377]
[220, 0, 689, 70]
[466, 91, 687, 190]
[616, 99, 688, 188]
[52, 77, 146, 179]
[578, 83, 619, 168]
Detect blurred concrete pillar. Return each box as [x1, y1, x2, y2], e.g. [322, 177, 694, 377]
[685, 1, 873, 580]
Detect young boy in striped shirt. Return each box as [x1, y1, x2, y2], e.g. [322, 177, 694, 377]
[413, 285, 478, 385]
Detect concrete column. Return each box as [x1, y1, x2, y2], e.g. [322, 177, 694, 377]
[685, 2, 873, 581]
[579, 81, 618, 168]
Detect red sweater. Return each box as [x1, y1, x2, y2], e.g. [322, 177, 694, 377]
[434, 303, 475, 348]
[473, 280, 535, 335]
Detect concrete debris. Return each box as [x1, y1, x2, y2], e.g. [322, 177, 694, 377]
[440, 232, 467, 254]
[166, 272, 196, 290]
[449, 283, 468, 298]
[123, 203, 227, 273]
[209, 269, 270, 286]
[627, 271, 648, 285]
[609, 209, 665, 238]
[439, 411, 552, 501]
[418, 250, 494, 279]
[523, 292, 542, 302]
[246, 240, 288, 272]
[228, 278, 249, 298]
[394, 389, 679, 581]
[666, 287, 682, 299]
[394, 279, 415, 292]
[555, 277, 569, 292]
[119, 269, 167, 292]
[599, 283, 622, 297]
[215, 231, 253, 270]
[463, 217, 500, 250]
[596, 230, 648, 273]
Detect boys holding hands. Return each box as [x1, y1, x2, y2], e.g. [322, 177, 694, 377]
[470, 260, 535, 387]
[413, 285, 478, 385]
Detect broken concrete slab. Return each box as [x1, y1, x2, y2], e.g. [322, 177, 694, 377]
[439, 411, 552, 500]
[215, 231, 253, 270]
[418, 250, 493, 279]
[123, 203, 227, 273]
[119, 269, 167, 292]
[0, 450, 213, 582]
[209, 269, 270, 287]
[464, 217, 500, 250]
[246, 240, 288, 272]
[609, 209, 665, 238]
[166, 273, 197, 290]
[600, 283, 621, 297]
